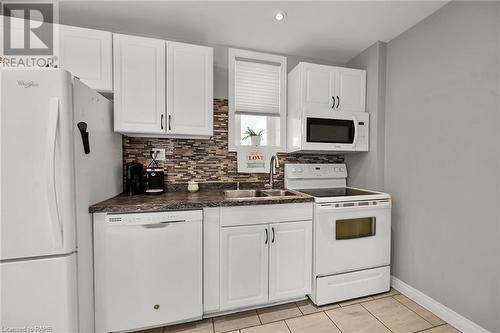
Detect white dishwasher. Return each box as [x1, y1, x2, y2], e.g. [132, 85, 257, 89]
[94, 210, 202, 333]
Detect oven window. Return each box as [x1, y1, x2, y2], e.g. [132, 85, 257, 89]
[307, 118, 355, 144]
[336, 217, 376, 240]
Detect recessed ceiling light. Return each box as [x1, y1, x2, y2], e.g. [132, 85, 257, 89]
[274, 11, 286, 21]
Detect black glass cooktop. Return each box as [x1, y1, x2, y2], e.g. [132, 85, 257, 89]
[297, 188, 378, 197]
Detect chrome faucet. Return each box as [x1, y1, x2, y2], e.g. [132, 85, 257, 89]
[266, 155, 279, 189]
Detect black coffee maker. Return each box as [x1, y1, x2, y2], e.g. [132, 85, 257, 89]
[145, 151, 165, 194]
[125, 162, 145, 195]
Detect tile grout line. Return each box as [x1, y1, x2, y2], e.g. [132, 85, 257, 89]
[338, 297, 373, 307]
[415, 323, 451, 333]
[359, 302, 396, 333]
[256, 303, 304, 325]
[283, 319, 292, 333]
[392, 295, 440, 328]
[295, 302, 306, 316]
[322, 310, 344, 333]
[236, 318, 293, 333]
[257, 314, 304, 326]
[219, 309, 288, 333]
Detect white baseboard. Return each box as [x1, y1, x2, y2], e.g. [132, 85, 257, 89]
[391, 276, 490, 333]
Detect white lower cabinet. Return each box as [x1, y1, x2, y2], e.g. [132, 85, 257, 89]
[219, 219, 312, 311]
[220, 225, 269, 310]
[269, 221, 312, 302]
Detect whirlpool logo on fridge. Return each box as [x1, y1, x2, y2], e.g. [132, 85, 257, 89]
[1, 1, 59, 68]
[17, 80, 39, 88]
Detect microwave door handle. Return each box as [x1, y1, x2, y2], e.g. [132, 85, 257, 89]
[352, 116, 359, 148]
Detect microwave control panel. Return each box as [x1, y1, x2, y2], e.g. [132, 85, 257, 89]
[356, 119, 369, 151]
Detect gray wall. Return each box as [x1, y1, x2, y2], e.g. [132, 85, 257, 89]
[384, 1, 500, 331]
[345, 41, 387, 191]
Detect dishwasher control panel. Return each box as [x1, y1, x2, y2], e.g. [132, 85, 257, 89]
[106, 210, 202, 226]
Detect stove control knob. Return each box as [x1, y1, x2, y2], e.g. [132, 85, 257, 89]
[334, 167, 340, 172]
[340, 167, 345, 172]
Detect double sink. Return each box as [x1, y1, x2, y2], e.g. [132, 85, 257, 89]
[224, 189, 301, 201]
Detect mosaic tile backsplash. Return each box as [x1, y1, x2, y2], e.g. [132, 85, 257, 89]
[123, 99, 342, 190]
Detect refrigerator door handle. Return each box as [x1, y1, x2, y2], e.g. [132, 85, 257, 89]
[77, 122, 90, 154]
[46, 97, 63, 248]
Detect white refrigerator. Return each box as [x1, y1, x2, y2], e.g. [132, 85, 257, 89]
[1, 69, 122, 333]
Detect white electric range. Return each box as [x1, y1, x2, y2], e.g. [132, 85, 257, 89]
[285, 163, 392, 305]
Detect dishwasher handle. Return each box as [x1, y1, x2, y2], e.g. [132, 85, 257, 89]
[142, 219, 186, 228]
[107, 210, 202, 226]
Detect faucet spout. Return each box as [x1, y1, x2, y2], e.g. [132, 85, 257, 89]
[268, 155, 279, 189]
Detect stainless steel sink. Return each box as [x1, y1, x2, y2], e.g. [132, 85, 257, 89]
[261, 189, 297, 197]
[224, 189, 300, 200]
[224, 190, 268, 199]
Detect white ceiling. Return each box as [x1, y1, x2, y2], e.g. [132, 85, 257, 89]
[60, 1, 448, 64]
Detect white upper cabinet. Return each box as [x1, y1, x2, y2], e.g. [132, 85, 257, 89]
[220, 225, 269, 310]
[113, 34, 213, 138]
[166, 41, 213, 137]
[113, 34, 166, 134]
[302, 63, 337, 112]
[290, 62, 366, 114]
[336, 67, 366, 112]
[269, 221, 312, 302]
[59, 25, 113, 92]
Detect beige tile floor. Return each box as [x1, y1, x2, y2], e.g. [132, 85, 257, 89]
[135, 288, 461, 333]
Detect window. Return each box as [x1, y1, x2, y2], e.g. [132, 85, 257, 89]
[228, 48, 287, 151]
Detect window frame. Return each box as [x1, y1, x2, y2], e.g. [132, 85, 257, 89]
[228, 48, 287, 152]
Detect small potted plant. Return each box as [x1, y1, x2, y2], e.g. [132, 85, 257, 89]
[243, 127, 264, 146]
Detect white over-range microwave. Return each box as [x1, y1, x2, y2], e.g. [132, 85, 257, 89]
[287, 111, 369, 153]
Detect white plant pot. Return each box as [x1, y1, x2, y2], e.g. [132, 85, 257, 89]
[250, 136, 262, 146]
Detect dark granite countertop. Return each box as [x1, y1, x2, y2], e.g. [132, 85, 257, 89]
[89, 189, 314, 213]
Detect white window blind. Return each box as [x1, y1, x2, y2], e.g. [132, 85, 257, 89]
[234, 59, 281, 115]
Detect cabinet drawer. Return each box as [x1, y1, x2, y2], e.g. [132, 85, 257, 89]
[220, 203, 313, 227]
[315, 266, 390, 305]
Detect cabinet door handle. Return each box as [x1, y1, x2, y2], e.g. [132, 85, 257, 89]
[336, 96, 340, 109]
[161, 114, 164, 130]
[265, 228, 268, 244]
[168, 115, 172, 131]
[331, 96, 335, 109]
[271, 227, 275, 243]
